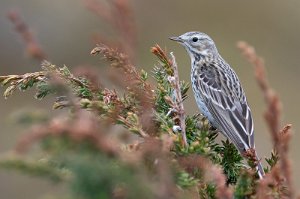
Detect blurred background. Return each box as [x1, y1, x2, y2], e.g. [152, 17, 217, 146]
[0, 0, 299, 198]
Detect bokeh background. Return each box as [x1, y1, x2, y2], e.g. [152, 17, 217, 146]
[0, 0, 299, 198]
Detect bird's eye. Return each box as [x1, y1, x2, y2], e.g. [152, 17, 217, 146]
[192, 37, 198, 42]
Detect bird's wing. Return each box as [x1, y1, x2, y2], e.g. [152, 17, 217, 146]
[196, 62, 254, 151]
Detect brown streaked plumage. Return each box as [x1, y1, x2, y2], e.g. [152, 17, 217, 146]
[170, 31, 264, 178]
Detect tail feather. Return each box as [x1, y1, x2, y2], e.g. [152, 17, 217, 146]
[256, 152, 265, 179]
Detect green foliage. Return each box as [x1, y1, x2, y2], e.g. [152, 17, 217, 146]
[0, 71, 44, 99]
[0, 156, 70, 182]
[183, 115, 221, 161]
[27, 134, 154, 199]
[199, 183, 216, 199]
[176, 171, 199, 188]
[0, 44, 282, 199]
[65, 155, 153, 199]
[220, 140, 243, 184]
[265, 150, 279, 172]
[35, 81, 55, 99]
[234, 170, 256, 199]
[0, 61, 93, 101]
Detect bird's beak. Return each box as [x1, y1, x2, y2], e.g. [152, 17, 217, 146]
[169, 36, 183, 43]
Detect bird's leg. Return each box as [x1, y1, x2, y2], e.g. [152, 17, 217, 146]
[209, 125, 217, 131]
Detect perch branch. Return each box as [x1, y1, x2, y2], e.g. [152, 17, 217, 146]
[170, 52, 188, 147]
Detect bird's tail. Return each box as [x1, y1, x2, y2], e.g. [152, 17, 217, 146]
[255, 152, 265, 179]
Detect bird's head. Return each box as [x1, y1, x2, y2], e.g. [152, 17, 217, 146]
[170, 31, 218, 58]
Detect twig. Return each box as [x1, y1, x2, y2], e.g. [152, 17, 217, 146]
[279, 124, 293, 197]
[84, 0, 137, 59]
[170, 52, 188, 147]
[237, 41, 294, 198]
[91, 44, 153, 102]
[179, 155, 233, 199]
[7, 10, 47, 61]
[210, 166, 233, 199]
[151, 44, 173, 75]
[15, 110, 120, 157]
[237, 41, 281, 136]
[83, 0, 113, 23]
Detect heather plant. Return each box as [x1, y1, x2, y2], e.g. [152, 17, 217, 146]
[0, 1, 295, 199]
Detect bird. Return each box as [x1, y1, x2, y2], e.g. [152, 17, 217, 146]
[169, 31, 264, 179]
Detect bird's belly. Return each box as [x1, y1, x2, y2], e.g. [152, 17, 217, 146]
[191, 84, 216, 125]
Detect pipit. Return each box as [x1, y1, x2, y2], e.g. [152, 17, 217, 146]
[170, 31, 264, 178]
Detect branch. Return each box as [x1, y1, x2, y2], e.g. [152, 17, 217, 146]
[238, 41, 294, 198]
[84, 0, 137, 59]
[170, 52, 188, 147]
[7, 10, 47, 61]
[0, 156, 71, 182]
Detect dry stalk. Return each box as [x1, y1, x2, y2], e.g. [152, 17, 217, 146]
[140, 138, 177, 199]
[237, 41, 281, 136]
[83, 0, 113, 23]
[179, 155, 233, 199]
[84, 0, 137, 59]
[237, 41, 294, 198]
[151, 45, 173, 75]
[170, 52, 188, 147]
[279, 124, 293, 196]
[7, 10, 47, 61]
[73, 66, 103, 92]
[210, 166, 233, 199]
[15, 110, 119, 157]
[91, 44, 154, 104]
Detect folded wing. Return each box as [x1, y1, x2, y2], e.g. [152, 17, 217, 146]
[197, 62, 254, 152]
